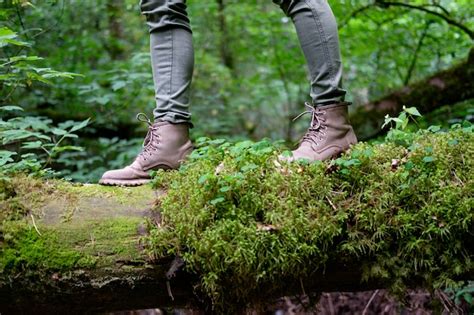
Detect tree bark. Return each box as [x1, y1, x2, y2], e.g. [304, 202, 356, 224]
[216, 0, 235, 70]
[106, 0, 126, 60]
[351, 48, 474, 140]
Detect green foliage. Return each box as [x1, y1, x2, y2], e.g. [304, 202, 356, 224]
[446, 281, 474, 312]
[57, 137, 141, 182]
[0, 105, 89, 176]
[0, 221, 86, 273]
[5, 1, 472, 141]
[0, 22, 89, 177]
[0, 25, 80, 91]
[147, 124, 473, 310]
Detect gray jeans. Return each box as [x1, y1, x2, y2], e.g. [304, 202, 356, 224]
[140, 0, 347, 124]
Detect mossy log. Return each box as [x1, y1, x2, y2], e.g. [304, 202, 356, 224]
[2, 128, 474, 313]
[0, 178, 393, 314]
[352, 48, 474, 140]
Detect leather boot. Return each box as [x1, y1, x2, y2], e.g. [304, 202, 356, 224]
[283, 102, 357, 162]
[99, 114, 193, 186]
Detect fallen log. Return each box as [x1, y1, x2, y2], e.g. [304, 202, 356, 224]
[0, 179, 385, 314]
[352, 48, 474, 140]
[1, 127, 473, 313]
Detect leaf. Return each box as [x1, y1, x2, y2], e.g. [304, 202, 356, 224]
[62, 134, 79, 139]
[0, 105, 23, 112]
[51, 128, 68, 136]
[241, 163, 258, 172]
[448, 139, 459, 146]
[69, 118, 90, 132]
[210, 197, 225, 205]
[21, 141, 43, 149]
[463, 293, 473, 305]
[403, 106, 422, 117]
[209, 139, 226, 145]
[112, 80, 127, 91]
[0, 27, 29, 48]
[0, 150, 17, 166]
[427, 125, 441, 133]
[198, 174, 210, 184]
[9, 55, 43, 63]
[382, 116, 404, 129]
[219, 186, 231, 193]
[1, 130, 49, 144]
[423, 156, 435, 163]
[0, 27, 17, 40]
[52, 146, 84, 154]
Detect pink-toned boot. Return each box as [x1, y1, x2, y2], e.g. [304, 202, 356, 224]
[99, 114, 193, 186]
[283, 102, 357, 162]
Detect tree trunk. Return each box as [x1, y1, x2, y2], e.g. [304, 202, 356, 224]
[351, 48, 474, 140]
[0, 178, 384, 314]
[216, 0, 235, 70]
[106, 0, 126, 60]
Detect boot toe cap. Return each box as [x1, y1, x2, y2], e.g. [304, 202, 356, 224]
[101, 169, 127, 181]
[99, 167, 151, 186]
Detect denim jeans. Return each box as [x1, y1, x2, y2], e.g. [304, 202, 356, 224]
[140, 0, 347, 124]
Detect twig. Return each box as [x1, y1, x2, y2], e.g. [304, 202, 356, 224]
[404, 21, 432, 85]
[30, 214, 42, 236]
[325, 293, 335, 315]
[452, 170, 465, 186]
[362, 289, 379, 315]
[339, 4, 374, 29]
[300, 277, 307, 296]
[376, 1, 474, 39]
[166, 280, 175, 301]
[325, 196, 337, 211]
[435, 289, 462, 315]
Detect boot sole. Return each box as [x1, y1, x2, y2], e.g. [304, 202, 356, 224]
[98, 178, 151, 187]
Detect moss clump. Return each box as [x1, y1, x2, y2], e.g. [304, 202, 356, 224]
[0, 217, 144, 274]
[149, 125, 473, 310]
[0, 221, 89, 273]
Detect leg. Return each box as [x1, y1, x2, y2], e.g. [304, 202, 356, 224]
[140, 0, 194, 124]
[275, 0, 357, 162]
[99, 0, 194, 186]
[276, 0, 346, 106]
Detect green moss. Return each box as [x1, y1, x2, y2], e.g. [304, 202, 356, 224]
[148, 125, 474, 310]
[53, 217, 145, 266]
[0, 217, 144, 274]
[0, 174, 151, 275]
[55, 181, 154, 206]
[1, 221, 89, 273]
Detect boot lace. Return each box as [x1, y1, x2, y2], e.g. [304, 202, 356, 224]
[293, 102, 327, 147]
[136, 113, 161, 161]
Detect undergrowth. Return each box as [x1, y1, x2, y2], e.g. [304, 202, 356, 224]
[148, 114, 473, 312]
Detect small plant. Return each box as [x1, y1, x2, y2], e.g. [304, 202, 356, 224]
[381, 106, 422, 146]
[0, 25, 86, 178]
[0, 106, 89, 176]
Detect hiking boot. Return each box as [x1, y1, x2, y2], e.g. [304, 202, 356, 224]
[282, 102, 357, 162]
[99, 113, 193, 186]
